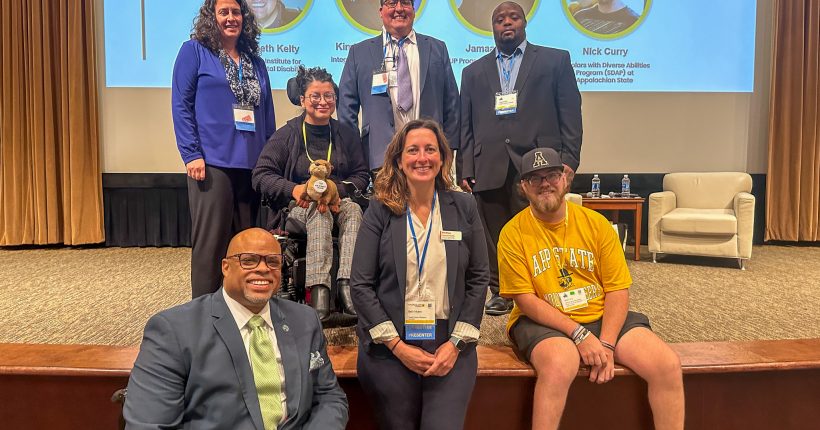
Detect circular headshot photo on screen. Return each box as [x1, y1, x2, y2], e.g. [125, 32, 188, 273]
[252, 0, 312, 33]
[451, 0, 538, 36]
[564, 0, 650, 39]
[337, 0, 426, 35]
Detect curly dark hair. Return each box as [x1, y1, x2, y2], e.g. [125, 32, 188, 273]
[294, 65, 338, 96]
[191, 0, 260, 55]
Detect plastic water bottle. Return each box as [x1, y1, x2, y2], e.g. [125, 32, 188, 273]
[591, 174, 601, 198]
[621, 174, 631, 197]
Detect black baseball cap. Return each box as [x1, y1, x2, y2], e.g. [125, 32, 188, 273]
[519, 148, 563, 179]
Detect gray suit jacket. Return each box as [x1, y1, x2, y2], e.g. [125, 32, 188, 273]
[350, 191, 489, 354]
[338, 34, 460, 170]
[459, 44, 583, 192]
[124, 290, 348, 430]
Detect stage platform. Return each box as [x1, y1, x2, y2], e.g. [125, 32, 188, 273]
[1, 340, 819, 429]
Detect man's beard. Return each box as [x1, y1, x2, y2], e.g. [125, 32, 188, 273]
[531, 188, 567, 214]
[244, 289, 273, 306]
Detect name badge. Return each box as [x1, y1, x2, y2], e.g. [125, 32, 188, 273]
[495, 91, 518, 115]
[371, 70, 388, 95]
[440, 230, 462, 241]
[559, 288, 589, 312]
[233, 105, 256, 131]
[405, 300, 435, 340]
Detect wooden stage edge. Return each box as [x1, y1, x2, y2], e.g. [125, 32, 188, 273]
[2, 339, 820, 430]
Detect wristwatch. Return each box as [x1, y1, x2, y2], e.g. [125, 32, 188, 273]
[450, 336, 467, 352]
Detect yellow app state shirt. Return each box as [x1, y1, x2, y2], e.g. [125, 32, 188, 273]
[499, 202, 632, 334]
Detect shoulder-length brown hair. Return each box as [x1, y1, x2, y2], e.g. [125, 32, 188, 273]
[192, 0, 260, 56]
[374, 119, 456, 215]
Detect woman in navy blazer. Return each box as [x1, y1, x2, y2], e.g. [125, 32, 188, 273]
[172, 0, 276, 298]
[350, 119, 489, 430]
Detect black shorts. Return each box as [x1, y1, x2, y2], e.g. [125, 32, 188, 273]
[510, 311, 652, 363]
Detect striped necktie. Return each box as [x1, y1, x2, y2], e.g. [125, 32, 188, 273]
[248, 315, 284, 430]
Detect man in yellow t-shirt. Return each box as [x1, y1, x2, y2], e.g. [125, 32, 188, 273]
[498, 148, 684, 430]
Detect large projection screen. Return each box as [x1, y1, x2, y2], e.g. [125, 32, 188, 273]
[104, 1, 755, 92]
[96, 0, 770, 175]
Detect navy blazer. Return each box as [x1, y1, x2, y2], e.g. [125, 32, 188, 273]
[124, 290, 348, 430]
[350, 191, 489, 355]
[337, 34, 460, 170]
[459, 44, 583, 192]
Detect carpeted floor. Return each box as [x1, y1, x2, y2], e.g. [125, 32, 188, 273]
[1, 245, 819, 346]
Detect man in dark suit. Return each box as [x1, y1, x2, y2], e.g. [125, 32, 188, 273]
[124, 228, 348, 430]
[459, 1, 583, 315]
[338, 0, 460, 170]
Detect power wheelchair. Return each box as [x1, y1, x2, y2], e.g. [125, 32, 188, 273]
[262, 181, 370, 327]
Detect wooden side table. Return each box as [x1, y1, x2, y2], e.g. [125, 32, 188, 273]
[581, 197, 646, 261]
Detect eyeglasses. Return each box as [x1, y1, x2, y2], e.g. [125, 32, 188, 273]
[226, 253, 283, 271]
[305, 92, 336, 104]
[383, 0, 414, 9]
[525, 171, 564, 187]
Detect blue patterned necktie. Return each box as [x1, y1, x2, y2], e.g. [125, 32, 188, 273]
[396, 38, 413, 112]
[248, 315, 283, 430]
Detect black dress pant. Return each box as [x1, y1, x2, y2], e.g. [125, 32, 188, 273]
[474, 160, 528, 295]
[188, 165, 258, 298]
[357, 321, 478, 430]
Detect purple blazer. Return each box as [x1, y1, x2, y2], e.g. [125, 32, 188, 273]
[172, 39, 276, 169]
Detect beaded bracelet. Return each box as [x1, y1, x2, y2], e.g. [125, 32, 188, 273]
[572, 327, 590, 345]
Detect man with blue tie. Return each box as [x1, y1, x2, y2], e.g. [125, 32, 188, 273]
[124, 228, 348, 430]
[459, 1, 583, 316]
[338, 0, 460, 171]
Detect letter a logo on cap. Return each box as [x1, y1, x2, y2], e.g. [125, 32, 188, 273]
[532, 151, 549, 169]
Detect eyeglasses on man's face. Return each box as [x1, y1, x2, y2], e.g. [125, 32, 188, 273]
[525, 170, 564, 187]
[383, 0, 414, 9]
[226, 253, 283, 271]
[305, 92, 336, 104]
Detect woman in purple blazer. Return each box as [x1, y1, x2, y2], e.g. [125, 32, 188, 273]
[172, 0, 276, 298]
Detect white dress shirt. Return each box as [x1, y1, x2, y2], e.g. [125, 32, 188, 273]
[223, 289, 288, 424]
[369, 192, 481, 344]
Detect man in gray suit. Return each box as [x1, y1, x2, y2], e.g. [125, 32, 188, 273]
[338, 0, 460, 170]
[124, 228, 348, 430]
[459, 1, 583, 316]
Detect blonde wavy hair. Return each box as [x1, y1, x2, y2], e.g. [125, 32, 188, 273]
[374, 119, 456, 215]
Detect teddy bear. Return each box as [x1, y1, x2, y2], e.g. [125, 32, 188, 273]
[304, 159, 340, 213]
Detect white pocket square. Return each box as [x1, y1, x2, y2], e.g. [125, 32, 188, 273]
[309, 351, 325, 371]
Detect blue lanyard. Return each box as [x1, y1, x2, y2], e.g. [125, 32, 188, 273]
[407, 192, 437, 285]
[238, 57, 244, 84]
[497, 51, 518, 93]
[383, 35, 407, 67]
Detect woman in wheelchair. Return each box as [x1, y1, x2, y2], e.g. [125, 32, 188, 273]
[252, 65, 369, 321]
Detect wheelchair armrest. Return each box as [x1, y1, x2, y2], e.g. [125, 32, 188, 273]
[284, 216, 308, 237]
[340, 180, 371, 209]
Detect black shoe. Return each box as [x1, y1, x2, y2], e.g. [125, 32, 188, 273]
[310, 285, 331, 322]
[337, 279, 357, 316]
[484, 295, 513, 316]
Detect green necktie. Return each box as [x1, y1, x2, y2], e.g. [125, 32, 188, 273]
[248, 315, 284, 430]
